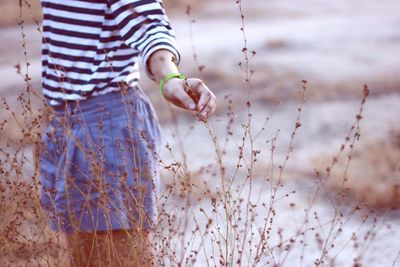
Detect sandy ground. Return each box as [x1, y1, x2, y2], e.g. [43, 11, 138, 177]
[1, 0, 400, 266]
[2, 0, 400, 100]
[169, 0, 400, 99]
[160, 177, 400, 266]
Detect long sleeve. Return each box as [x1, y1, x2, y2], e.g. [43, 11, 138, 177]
[109, 0, 181, 80]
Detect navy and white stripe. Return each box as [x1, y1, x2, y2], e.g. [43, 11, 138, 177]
[41, 0, 181, 106]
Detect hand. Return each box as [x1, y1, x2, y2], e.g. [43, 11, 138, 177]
[162, 77, 217, 121]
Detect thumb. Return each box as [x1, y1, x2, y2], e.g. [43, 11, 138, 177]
[175, 86, 197, 110]
[164, 80, 197, 110]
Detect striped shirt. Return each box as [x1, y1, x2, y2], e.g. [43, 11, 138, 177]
[40, 0, 181, 106]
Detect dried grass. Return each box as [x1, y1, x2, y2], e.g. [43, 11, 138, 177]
[0, 0, 42, 27]
[314, 131, 400, 208]
[0, 178, 69, 266]
[1, 0, 400, 266]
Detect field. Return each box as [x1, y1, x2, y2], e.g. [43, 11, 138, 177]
[1, 0, 400, 266]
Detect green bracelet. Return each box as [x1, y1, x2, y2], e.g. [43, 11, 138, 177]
[159, 73, 186, 96]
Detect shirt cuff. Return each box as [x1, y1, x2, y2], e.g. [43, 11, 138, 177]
[141, 38, 181, 81]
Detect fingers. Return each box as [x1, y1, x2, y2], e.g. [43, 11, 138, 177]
[162, 77, 217, 120]
[185, 78, 217, 121]
[187, 79, 210, 112]
[163, 78, 197, 110]
[198, 91, 217, 121]
[173, 87, 197, 110]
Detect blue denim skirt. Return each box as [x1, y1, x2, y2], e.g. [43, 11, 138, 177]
[39, 85, 162, 233]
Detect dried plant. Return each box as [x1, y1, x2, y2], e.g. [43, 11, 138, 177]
[0, 1, 399, 267]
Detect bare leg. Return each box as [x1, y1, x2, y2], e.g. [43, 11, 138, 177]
[66, 229, 155, 267]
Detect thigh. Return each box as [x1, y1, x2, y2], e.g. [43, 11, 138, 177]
[44, 94, 161, 232]
[66, 229, 155, 267]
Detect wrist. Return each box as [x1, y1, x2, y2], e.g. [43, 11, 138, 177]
[160, 72, 186, 96]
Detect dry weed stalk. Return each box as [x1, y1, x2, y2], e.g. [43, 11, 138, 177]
[1, 1, 398, 266]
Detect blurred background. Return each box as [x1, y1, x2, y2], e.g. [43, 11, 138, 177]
[1, 0, 399, 265]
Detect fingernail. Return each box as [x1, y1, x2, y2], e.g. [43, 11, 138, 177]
[189, 103, 196, 110]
